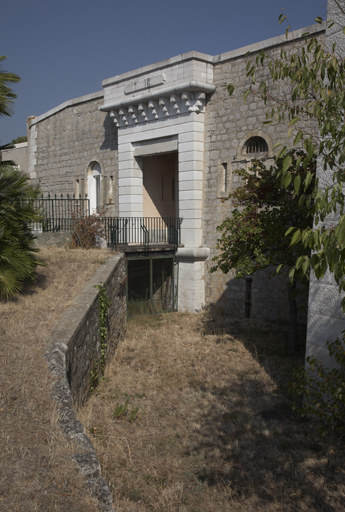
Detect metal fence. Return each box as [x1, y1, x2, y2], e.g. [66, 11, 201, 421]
[27, 196, 182, 252]
[102, 217, 182, 251]
[27, 194, 90, 232]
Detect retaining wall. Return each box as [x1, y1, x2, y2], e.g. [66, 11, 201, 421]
[46, 253, 127, 512]
[47, 253, 127, 407]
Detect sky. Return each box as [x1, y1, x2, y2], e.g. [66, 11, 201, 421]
[1, 0, 327, 145]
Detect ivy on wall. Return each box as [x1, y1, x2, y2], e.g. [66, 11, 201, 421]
[90, 283, 111, 392]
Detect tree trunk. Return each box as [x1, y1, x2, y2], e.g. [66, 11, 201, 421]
[288, 284, 298, 353]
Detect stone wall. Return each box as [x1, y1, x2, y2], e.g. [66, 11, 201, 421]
[47, 253, 127, 408]
[202, 31, 323, 322]
[28, 92, 119, 215]
[46, 253, 126, 512]
[306, 0, 345, 366]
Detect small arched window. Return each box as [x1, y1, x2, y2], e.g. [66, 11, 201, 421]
[245, 136, 268, 154]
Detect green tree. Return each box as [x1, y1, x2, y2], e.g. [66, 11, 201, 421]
[11, 136, 27, 144]
[0, 165, 42, 299]
[211, 151, 315, 351]
[0, 56, 20, 119]
[226, 13, 345, 306]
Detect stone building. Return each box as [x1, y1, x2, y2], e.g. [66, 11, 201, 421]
[1, 141, 28, 173]
[305, 0, 345, 366]
[26, 23, 325, 320]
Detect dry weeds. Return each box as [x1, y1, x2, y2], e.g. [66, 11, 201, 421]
[79, 313, 345, 512]
[0, 247, 111, 512]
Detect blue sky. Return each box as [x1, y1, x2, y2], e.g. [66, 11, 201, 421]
[1, 0, 327, 145]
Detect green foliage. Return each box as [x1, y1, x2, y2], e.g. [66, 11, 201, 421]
[291, 333, 345, 436]
[229, 16, 345, 308]
[95, 282, 111, 374]
[0, 56, 20, 119]
[11, 136, 27, 144]
[89, 283, 111, 393]
[0, 165, 42, 299]
[89, 360, 99, 394]
[113, 396, 139, 423]
[70, 212, 105, 249]
[211, 151, 315, 281]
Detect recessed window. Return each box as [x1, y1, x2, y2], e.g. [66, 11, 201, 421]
[245, 136, 268, 154]
[88, 161, 102, 213]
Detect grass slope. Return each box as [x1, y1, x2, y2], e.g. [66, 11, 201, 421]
[0, 247, 110, 512]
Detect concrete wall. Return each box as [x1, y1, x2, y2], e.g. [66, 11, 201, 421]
[306, 0, 345, 365]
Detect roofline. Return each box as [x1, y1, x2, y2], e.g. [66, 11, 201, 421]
[27, 91, 104, 127]
[102, 23, 325, 87]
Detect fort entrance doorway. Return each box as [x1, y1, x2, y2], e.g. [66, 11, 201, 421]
[127, 255, 178, 317]
[142, 152, 178, 219]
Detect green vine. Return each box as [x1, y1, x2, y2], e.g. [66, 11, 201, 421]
[90, 360, 99, 393]
[96, 282, 111, 374]
[90, 283, 111, 392]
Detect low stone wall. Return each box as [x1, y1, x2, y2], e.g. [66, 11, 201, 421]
[35, 231, 71, 248]
[48, 253, 127, 407]
[46, 253, 127, 512]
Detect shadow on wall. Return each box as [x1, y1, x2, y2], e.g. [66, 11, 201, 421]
[100, 112, 118, 152]
[207, 266, 308, 326]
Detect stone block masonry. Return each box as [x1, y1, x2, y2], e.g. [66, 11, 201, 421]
[47, 253, 127, 407]
[28, 92, 119, 216]
[27, 24, 324, 321]
[202, 29, 323, 322]
[46, 253, 126, 512]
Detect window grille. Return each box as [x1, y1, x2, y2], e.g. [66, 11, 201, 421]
[245, 136, 268, 154]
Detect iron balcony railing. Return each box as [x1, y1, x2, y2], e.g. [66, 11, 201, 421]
[102, 217, 182, 252]
[26, 195, 182, 252]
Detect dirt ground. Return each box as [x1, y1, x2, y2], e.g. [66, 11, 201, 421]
[0, 247, 110, 512]
[79, 313, 345, 512]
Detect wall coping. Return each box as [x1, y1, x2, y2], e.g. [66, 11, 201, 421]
[27, 24, 325, 129]
[102, 24, 324, 87]
[27, 90, 104, 127]
[214, 23, 325, 63]
[46, 253, 125, 512]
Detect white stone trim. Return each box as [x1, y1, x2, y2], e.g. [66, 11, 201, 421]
[176, 248, 210, 262]
[103, 88, 211, 126]
[133, 138, 178, 156]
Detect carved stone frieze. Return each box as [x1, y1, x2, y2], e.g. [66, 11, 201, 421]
[109, 91, 206, 127]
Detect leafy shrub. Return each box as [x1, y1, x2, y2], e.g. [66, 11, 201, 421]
[291, 334, 345, 436]
[70, 212, 105, 249]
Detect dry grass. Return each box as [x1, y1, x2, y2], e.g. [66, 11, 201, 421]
[0, 247, 111, 512]
[79, 312, 345, 512]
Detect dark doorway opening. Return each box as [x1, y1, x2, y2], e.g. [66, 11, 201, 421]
[127, 255, 178, 317]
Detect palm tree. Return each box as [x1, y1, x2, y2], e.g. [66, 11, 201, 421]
[0, 56, 20, 119]
[0, 165, 42, 299]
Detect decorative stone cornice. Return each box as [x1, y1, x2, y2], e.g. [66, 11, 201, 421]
[100, 80, 215, 127]
[109, 91, 207, 127]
